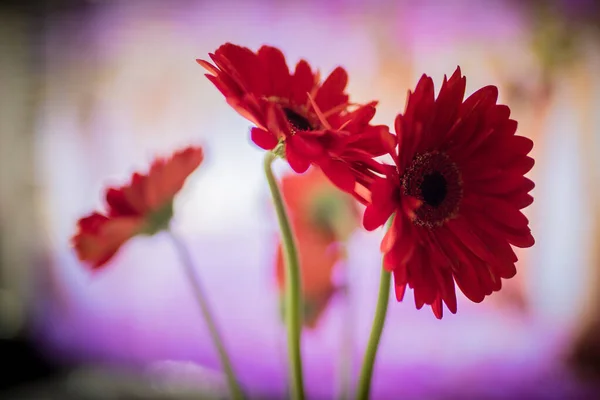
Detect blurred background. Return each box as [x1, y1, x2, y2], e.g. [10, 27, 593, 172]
[1, 0, 600, 398]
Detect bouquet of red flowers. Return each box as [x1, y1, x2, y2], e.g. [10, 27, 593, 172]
[73, 43, 534, 400]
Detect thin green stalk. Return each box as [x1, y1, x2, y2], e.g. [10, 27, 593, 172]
[168, 231, 244, 400]
[355, 262, 392, 400]
[263, 151, 305, 400]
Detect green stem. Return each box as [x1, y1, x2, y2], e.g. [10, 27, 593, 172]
[263, 151, 305, 400]
[355, 264, 392, 400]
[168, 231, 245, 400]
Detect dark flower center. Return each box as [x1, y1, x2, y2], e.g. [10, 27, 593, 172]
[283, 108, 313, 131]
[420, 171, 447, 207]
[401, 151, 462, 228]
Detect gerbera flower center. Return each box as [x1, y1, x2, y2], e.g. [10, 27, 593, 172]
[420, 171, 447, 207]
[283, 107, 314, 131]
[401, 151, 462, 228]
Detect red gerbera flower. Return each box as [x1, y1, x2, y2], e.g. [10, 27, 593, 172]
[363, 67, 535, 319]
[198, 43, 350, 141]
[198, 43, 393, 188]
[72, 146, 204, 268]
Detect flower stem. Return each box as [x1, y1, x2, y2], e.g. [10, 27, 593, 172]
[168, 231, 245, 400]
[263, 151, 305, 400]
[355, 264, 392, 400]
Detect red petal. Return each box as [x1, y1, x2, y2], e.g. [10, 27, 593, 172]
[405, 75, 435, 123]
[449, 85, 498, 150]
[251, 127, 278, 150]
[508, 193, 534, 209]
[476, 196, 530, 231]
[410, 250, 438, 307]
[390, 215, 416, 265]
[447, 217, 497, 266]
[361, 179, 397, 231]
[287, 133, 324, 158]
[196, 59, 219, 75]
[315, 67, 349, 113]
[440, 271, 458, 314]
[105, 188, 138, 217]
[285, 140, 310, 173]
[337, 104, 376, 132]
[454, 263, 486, 303]
[511, 135, 534, 155]
[441, 230, 486, 303]
[72, 215, 142, 269]
[463, 85, 499, 114]
[75, 213, 109, 235]
[507, 156, 535, 175]
[291, 60, 315, 106]
[363, 205, 390, 232]
[318, 159, 355, 193]
[257, 46, 291, 98]
[469, 173, 534, 197]
[402, 76, 433, 155]
[427, 243, 458, 314]
[431, 68, 466, 144]
[431, 297, 443, 319]
[394, 282, 407, 302]
[214, 43, 266, 95]
[204, 72, 241, 99]
[395, 113, 421, 170]
[465, 208, 535, 249]
[491, 260, 517, 280]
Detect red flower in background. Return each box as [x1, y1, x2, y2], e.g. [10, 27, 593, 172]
[275, 167, 359, 328]
[198, 43, 394, 196]
[276, 228, 343, 329]
[363, 67, 535, 319]
[72, 146, 204, 268]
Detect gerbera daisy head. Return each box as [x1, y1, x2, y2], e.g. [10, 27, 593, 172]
[198, 43, 393, 178]
[363, 67, 535, 319]
[198, 43, 350, 139]
[72, 146, 204, 269]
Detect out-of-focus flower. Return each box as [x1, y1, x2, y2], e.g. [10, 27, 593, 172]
[72, 146, 204, 268]
[276, 228, 342, 329]
[363, 67, 535, 319]
[198, 43, 394, 196]
[280, 166, 360, 242]
[275, 167, 359, 328]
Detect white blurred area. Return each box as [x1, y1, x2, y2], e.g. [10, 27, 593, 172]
[0, 0, 594, 397]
